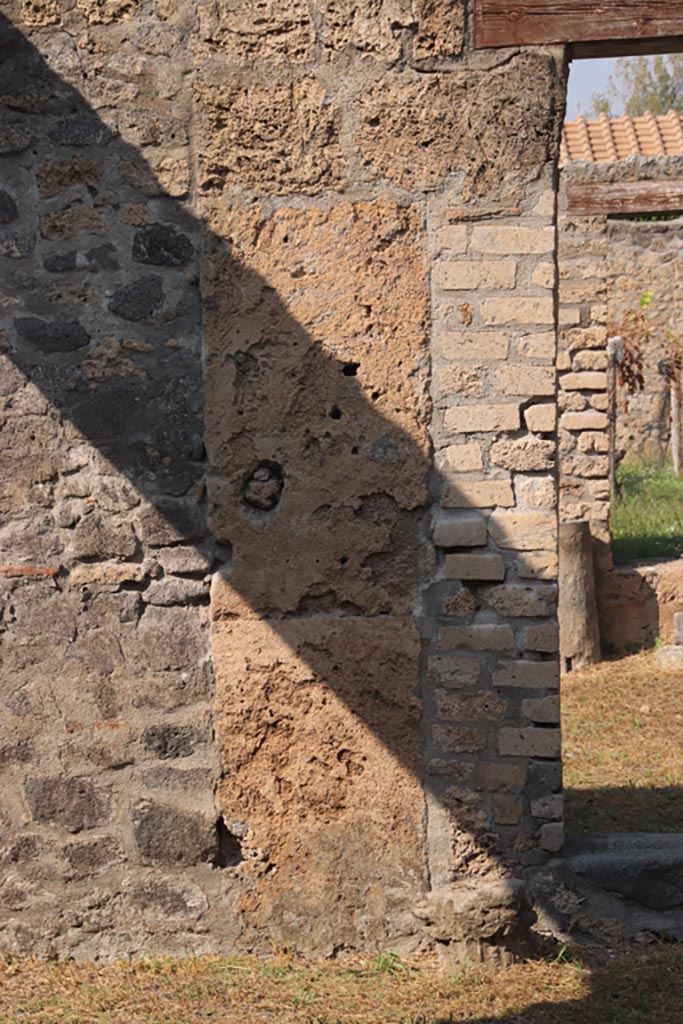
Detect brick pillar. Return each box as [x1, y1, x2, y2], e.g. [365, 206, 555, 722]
[425, 176, 564, 875]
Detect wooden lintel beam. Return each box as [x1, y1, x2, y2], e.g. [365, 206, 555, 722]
[567, 180, 683, 217]
[569, 35, 683, 60]
[475, 1, 683, 50]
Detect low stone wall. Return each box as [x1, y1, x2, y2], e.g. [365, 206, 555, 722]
[599, 560, 683, 653]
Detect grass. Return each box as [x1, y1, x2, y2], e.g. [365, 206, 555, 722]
[3, 947, 683, 1023]
[611, 454, 683, 563]
[562, 650, 683, 833]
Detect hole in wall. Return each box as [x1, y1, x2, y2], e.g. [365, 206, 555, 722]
[214, 818, 243, 868]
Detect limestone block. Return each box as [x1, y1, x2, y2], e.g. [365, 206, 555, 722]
[490, 437, 555, 472]
[563, 326, 606, 351]
[436, 443, 483, 473]
[434, 515, 487, 548]
[471, 225, 555, 255]
[481, 582, 556, 617]
[573, 350, 608, 371]
[438, 624, 514, 652]
[443, 553, 505, 581]
[521, 696, 560, 724]
[530, 262, 554, 288]
[489, 511, 556, 551]
[519, 331, 555, 358]
[433, 364, 484, 398]
[498, 727, 561, 758]
[444, 404, 520, 433]
[560, 411, 608, 431]
[441, 587, 476, 618]
[578, 431, 609, 454]
[436, 691, 507, 722]
[524, 623, 559, 652]
[427, 654, 481, 688]
[476, 762, 526, 791]
[431, 724, 486, 753]
[494, 793, 522, 824]
[496, 365, 555, 397]
[437, 259, 516, 290]
[524, 404, 556, 433]
[442, 480, 515, 508]
[441, 332, 508, 361]
[481, 296, 554, 326]
[493, 661, 559, 689]
[590, 393, 609, 411]
[514, 474, 557, 510]
[436, 225, 468, 253]
[561, 372, 607, 391]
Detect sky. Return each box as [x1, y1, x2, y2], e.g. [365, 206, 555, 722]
[566, 57, 621, 119]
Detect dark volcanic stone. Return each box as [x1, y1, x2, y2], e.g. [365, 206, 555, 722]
[108, 274, 164, 321]
[24, 776, 109, 833]
[132, 799, 215, 866]
[133, 224, 194, 267]
[43, 251, 77, 273]
[86, 242, 119, 271]
[0, 190, 18, 224]
[64, 836, 122, 877]
[14, 316, 90, 353]
[0, 121, 33, 154]
[48, 117, 110, 147]
[143, 724, 199, 760]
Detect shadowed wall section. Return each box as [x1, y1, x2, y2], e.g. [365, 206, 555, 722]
[0, 2, 566, 960]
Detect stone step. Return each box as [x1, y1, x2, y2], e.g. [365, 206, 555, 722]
[564, 833, 683, 912]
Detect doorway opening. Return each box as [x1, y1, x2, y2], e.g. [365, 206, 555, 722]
[558, 55, 683, 922]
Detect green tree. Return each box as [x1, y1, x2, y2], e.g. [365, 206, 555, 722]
[587, 55, 683, 118]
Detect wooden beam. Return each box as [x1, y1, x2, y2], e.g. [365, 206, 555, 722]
[570, 35, 683, 59]
[475, 1, 683, 50]
[567, 179, 683, 216]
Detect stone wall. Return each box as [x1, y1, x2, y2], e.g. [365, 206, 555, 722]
[0, 2, 567, 959]
[557, 161, 683, 646]
[607, 216, 683, 459]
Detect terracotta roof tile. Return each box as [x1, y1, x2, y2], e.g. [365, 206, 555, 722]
[561, 110, 683, 164]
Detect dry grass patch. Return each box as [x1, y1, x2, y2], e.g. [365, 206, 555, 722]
[0, 952, 585, 1024]
[3, 947, 683, 1023]
[562, 650, 683, 833]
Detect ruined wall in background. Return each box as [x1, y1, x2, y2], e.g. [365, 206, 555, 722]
[607, 216, 683, 459]
[557, 161, 683, 653]
[1, 1, 567, 960]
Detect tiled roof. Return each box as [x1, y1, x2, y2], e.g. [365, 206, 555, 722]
[561, 111, 683, 165]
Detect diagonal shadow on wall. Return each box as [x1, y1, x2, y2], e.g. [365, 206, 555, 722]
[0, 13, 560, 959]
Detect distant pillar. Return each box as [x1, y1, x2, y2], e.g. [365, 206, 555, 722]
[559, 520, 601, 673]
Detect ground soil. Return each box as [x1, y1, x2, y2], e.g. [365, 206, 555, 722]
[3, 947, 683, 1023]
[562, 650, 683, 833]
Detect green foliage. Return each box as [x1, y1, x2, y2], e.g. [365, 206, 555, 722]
[366, 951, 406, 976]
[587, 54, 683, 118]
[611, 454, 683, 562]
